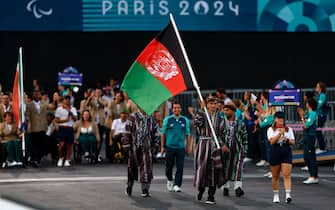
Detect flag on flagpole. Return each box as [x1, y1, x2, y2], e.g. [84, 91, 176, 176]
[121, 19, 194, 115]
[12, 47, 26, 157]
[12, 47, 25, 130]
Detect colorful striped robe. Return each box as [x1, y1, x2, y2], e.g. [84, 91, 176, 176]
[123, 111, 158, 186]
[222, 118, 248, 182]
[193, 110, 225, 189]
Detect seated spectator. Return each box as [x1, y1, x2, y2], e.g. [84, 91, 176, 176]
[0, 112, 23, 167]
[74, 110, 100, 162]
[109, 109, 130, 163]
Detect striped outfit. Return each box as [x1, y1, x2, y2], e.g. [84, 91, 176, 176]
[222, 118, 248, 189]
[193, 110, 225, 190]
[124, 111, 158, 191]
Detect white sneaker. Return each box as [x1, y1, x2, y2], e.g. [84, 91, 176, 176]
[263, 171, 272, 178]
[16, 162, 23, 166]
[57, 158, 64, 167]
[64, 160, 71, 167]
[243, 157, 252, 163]
[303, 177, 319, 184]
[84, 152, 90, 158]
[333, 164, 335, 172]
[315, 148, 327, 154]
[301, 166, 309, 171]
[256, 160, 266, 167]
[7, 161, 17, 167]
[167, 180, 173, 192]
[173, 185, 182, 192]
[273, 194, 280, 203]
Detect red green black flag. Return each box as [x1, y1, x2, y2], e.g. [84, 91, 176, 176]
[121, 20, 194, 115]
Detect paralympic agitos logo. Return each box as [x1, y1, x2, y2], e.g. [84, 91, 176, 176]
[26, 0, 53, 19]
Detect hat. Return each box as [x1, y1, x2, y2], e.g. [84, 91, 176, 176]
[274, 111, 285, 119]
[223, 104, 236, 112]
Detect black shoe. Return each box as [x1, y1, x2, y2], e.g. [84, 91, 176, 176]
[125, 185, 132, 196]
[286, 197, 292, 204]
[197, 191, 204, 201]
[223, 188, 229, 196]
[205, 197, 216, 205]
[235, 187, 244, 197]
[141, 189, 150, 197]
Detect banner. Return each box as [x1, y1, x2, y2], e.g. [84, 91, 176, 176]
[0, 0, 335, 31]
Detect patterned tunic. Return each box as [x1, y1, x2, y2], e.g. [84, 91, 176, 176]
[122, 111, 158, 186]
[222, 118, 248, 182]
[193, 110, 225, 189]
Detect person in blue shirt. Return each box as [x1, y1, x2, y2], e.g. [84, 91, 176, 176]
[298, 98, 319, 184]
[161, 101, 191, 193]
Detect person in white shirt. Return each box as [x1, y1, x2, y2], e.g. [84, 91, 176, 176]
[109, 109, 129, 163]
[54, 96, 77, 167]
[267, 111, 295, 204]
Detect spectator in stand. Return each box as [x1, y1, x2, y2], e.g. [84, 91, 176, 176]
[0, 112, 23, 167]
[109, 109, 129, 163]
[25, 89, 49, 168]
[48, 92, 62, 113]
[55, 95, 77, 167]
[79, 88, 93, 115]
[298, 98, 319, 184]
[0, 93, 13, 122]
[123, 92, 138, 114]
[74, 110, 100, 162]
[242, 91, 259, 163]
[216, 88, 232, 105]
[315, 81, 329, 153]
[87, 87, 108, 162]
[298, 91, 315, 172]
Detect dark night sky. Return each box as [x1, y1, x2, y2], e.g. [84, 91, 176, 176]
[0, 31, 334, 93]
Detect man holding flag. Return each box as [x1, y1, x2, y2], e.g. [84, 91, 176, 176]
[121, 14, 223, 201]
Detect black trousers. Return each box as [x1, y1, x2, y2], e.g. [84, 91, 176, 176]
[30, 131, 46, 162]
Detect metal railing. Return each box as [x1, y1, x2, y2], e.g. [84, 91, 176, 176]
[174, 87, 335, 150]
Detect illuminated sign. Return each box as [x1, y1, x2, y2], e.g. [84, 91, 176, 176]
[0, 0, 334, 31]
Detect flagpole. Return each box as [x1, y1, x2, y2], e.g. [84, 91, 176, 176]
[169, 13, 220, 149]
[19, 47, 26, 158]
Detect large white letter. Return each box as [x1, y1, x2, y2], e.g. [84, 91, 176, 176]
[102, 0, 113, 15]
[134, 0, 145, 15]
[159, 0, 169, 15]
[118, 0, 128, 15]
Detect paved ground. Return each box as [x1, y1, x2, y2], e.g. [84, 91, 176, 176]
[0, 158, 334, 210]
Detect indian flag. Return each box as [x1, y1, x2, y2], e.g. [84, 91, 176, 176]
[121, 19, 194, 115]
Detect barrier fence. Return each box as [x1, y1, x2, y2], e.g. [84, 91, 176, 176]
[174, 87, 335, 150]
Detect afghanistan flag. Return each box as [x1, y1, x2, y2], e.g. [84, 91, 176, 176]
[121, 20, 194, 115]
